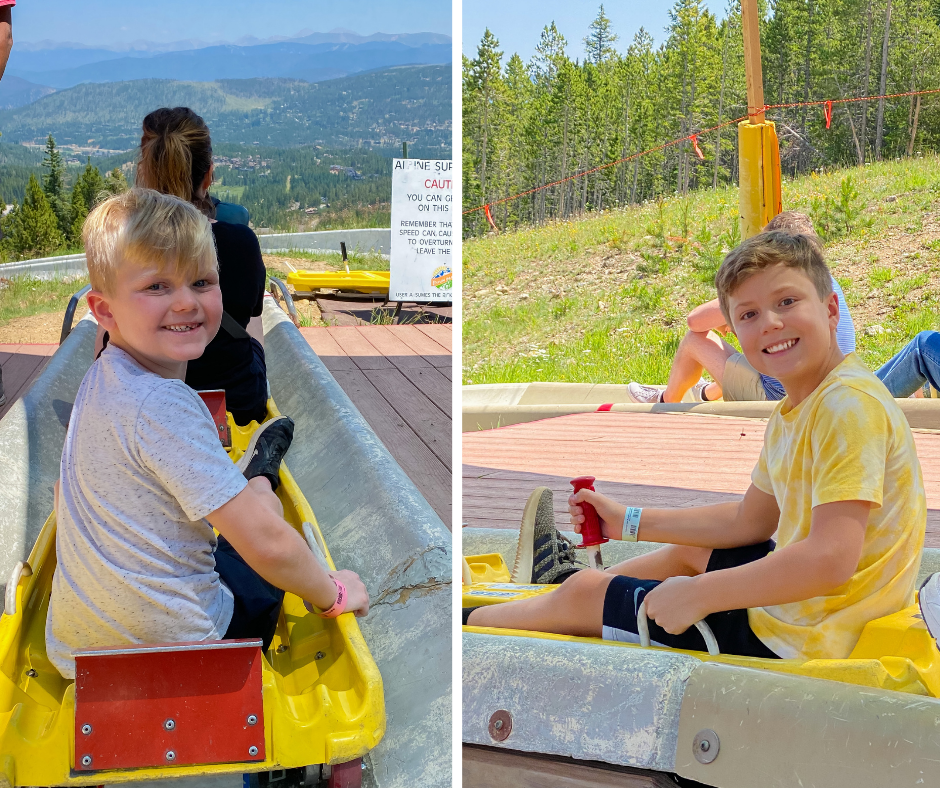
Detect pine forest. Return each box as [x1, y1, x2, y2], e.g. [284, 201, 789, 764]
[462, 0, 940, 236]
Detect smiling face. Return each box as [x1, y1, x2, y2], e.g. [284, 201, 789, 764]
[88, 259, 222, 380]
[727, 263, 843, 405]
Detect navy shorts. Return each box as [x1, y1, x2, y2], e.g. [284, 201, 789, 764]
[602, 541, 780, 659]
[216, 535, 285, 650]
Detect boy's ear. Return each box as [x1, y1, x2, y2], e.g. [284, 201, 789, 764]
[86, 290, 117, 331]
[826, 290, 840, 330]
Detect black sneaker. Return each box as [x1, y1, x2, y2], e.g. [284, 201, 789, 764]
[511, 487, 586, 584]
[236, 415, 294, 492]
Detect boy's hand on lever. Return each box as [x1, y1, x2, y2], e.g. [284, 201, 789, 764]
[330, 569, 370, 617]
[568, 489, 625, 541]
[643, 576, 708, 635]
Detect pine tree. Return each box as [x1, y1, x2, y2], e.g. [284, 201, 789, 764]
[584, 5, 619, 64]
[41, 134, 71, 237]
[104, 167, 129, 195]
[68, 187, 87, 247]
[76, 158, 106, 211]
[4, 174, 64, 259]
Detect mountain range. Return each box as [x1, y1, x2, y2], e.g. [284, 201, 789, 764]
[7, 31, 451, 93]
[0, 65, 452, 151]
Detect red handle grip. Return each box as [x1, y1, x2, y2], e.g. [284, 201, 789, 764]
[571, 476, 608, 548]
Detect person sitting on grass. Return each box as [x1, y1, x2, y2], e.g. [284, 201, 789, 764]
[465, 231, 927, 662]
[875, 330, 940, 399]
[627, 211, 856, 404]
[46, 188, 369, 679]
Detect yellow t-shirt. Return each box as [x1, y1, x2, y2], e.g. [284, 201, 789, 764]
[747, 353, 926, 660]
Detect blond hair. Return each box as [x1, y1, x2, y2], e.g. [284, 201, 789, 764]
[715, 231, 832, 322]
[136, 107, 215, 218]
[83, 188, 217, 295]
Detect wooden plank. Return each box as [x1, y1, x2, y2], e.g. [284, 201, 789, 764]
[401, 366, 452, 418]
[329, 367, 451, 526]
[392, 325, 451, 361]
[463, 745, 676, 788]
[0, 352, 51, 420]
[363, 326, 432, 370]
[326, 327, 393, 370]
[414, 323, 452, 353]
[298, 327, 357, 371]
[439, 364, 452, 381]
[742, 0, 765, 123]
[364, 367, 451, 469]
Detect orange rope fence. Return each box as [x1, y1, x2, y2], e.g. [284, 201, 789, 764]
[464, 86, 940, 219]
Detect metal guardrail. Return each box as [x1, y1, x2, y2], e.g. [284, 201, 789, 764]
[60, 283, 92, 344]
[268, 277, 299, 327]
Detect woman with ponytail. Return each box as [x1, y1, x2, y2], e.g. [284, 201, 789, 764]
[136, 107, 269, 426]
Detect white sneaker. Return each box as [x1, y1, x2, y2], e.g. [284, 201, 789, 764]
[627, 382, 663, 404]
[690, 380, 709, 402]
[918, 572, 940, 643]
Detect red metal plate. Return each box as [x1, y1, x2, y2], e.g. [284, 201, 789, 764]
[197, 389, 231, 447]
[74, 639, 264, 772]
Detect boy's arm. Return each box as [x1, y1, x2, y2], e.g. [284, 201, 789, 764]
[207, 484, 368, 615]
[645, 499, 869, 634]
[687, 298, 730, 334]
[571, 483, 780, 548]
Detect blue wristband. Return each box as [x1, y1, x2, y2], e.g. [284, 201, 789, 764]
[623, 507, 642, 542]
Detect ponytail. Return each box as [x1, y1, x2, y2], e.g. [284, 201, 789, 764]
[137, 107, 215, 219]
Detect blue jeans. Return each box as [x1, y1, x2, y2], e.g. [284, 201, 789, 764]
[875, 331, 940, 397]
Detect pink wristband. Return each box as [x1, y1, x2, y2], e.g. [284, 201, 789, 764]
[316, 578, 347, 618]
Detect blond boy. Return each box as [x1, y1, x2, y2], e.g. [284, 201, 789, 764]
[467, 232, 926, 661]
[47, 189, 368, 678]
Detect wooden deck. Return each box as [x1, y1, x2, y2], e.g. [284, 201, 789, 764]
[463, 411, 940, 547]
[301, 324, 452, 526]
[312, 295, 452, 327]
[0, 343, 58, 420]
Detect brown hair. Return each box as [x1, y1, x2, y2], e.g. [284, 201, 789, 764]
[715, 231, 832, 322]
[763, 210, 818, 237]
[137, 107, 215, 219]
[84, 188, 217, 295]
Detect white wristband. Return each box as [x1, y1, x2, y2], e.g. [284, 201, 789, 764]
[623, 507, 642, 542]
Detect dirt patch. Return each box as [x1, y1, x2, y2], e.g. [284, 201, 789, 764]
[262, 255, 339, 277]
[0, 312, 66, 344]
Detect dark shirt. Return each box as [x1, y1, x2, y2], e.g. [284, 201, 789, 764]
[185, 222, 267, 423]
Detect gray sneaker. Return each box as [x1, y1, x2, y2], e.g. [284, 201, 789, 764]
[627, 382, 663, 404]
[512, 487, 586, 584]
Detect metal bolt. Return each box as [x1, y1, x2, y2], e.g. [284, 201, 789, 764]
[276, 644, 289, 653]
[248, 746, 259, 757]
[700, 740, 710, 752]
[692, 729, 720, 765]
[493, 719, 503, 730]
[165, 750, 176, 762]
[81, 755, 92, 767]
[247, 715, 258, 726]
[25, 668, 37, 677]
[81, 724, 92, 735]
[314, 651, 326, 660]
[164, 718, 176, 731]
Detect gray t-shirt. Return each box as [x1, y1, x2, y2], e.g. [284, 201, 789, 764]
[46, 346, 247, 678]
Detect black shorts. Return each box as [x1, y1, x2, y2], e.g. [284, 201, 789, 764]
[602, 541, 780, 659]
[216, 535, 285, 650]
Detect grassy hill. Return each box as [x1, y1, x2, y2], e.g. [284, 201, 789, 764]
[463, 156, 940, 386]
[0, 65, 452, 150]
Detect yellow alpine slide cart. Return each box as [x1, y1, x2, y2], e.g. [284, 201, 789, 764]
[0, 401, 385, 788]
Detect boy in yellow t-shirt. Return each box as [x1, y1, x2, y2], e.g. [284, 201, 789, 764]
[466, 231, 927, 661]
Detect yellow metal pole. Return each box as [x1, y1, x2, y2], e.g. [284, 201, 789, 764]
[738, 0, 781, 239]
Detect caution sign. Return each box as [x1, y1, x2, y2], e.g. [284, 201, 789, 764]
[389, 159, 453, 302]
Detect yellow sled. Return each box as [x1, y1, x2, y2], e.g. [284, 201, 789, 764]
[285, 271, 390, 295]
[463, 552, 940, 698]
[0, 400, 385, 786]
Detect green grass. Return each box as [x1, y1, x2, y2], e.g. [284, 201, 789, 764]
[0, 274, 90, 323]
[464, 154, 940, 385]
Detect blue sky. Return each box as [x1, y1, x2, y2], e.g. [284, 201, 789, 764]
[464, 1, 730, 64]
[15, 0, 452, 46]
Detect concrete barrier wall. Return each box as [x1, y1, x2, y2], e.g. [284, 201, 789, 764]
[0, 228, 392, 280]
[0, 316, 96, 602]
[262, 300, 452, 788]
